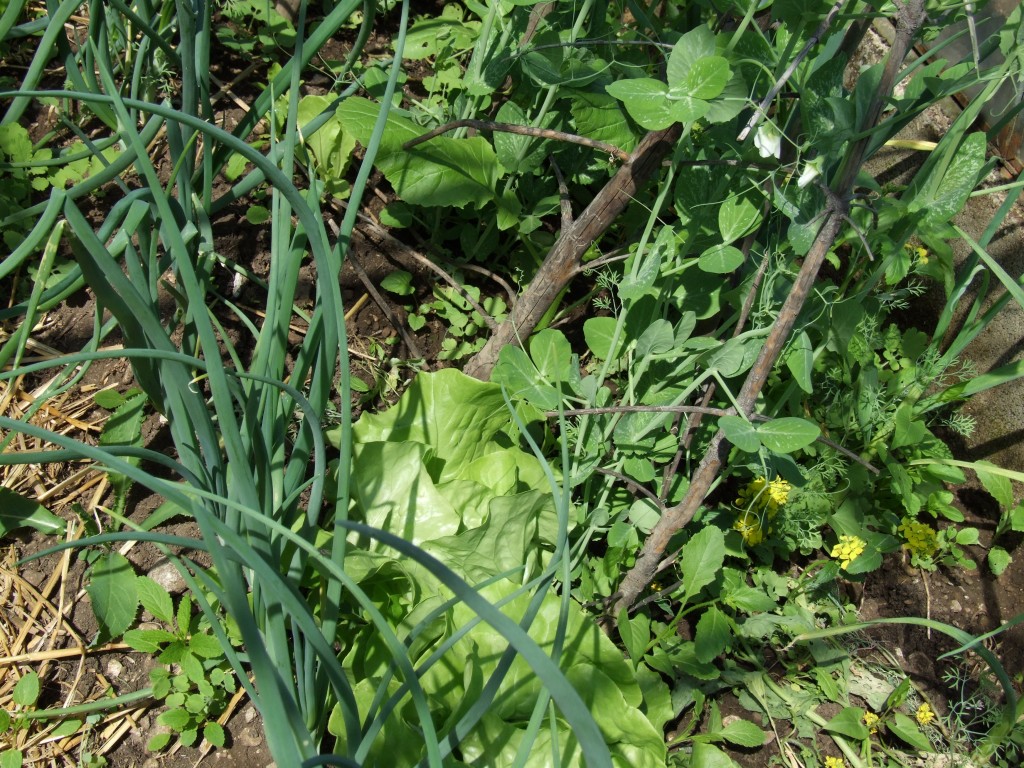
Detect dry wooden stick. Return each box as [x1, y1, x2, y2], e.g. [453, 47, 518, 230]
[465, 123, 683, 380]
[611, 0, 926, 616]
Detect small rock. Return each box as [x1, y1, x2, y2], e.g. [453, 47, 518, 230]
[147, 560, 186, 594]
[105, 658, 123, 677]
[238, 725, 263, 747]
[949, 599, 962, 613]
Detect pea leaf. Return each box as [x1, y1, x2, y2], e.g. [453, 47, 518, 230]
[719, 415, 761, 453]
[698, 244, 745, 274]
[757, 417, 820, 454]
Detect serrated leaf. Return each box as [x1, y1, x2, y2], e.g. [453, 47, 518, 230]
[179, 651, 205, 684]
[719, 415, 761, 453]
[188, 632, 225, 659]
[123, 628, 178, 653]
[13, 671, 40, 707]
[694, 606, 732, 662]
[86, 553, 139, 641]
[988, 546, 1012, 576]
[698, 244, 745, 274]
[136, 576, 175, 624]
[680, 527, 725, 606]
[147, 731, 172, 751]
[158, 708, 192, 732]
[719, 718, 766, 747]
[757, 417, 820, 454]
[203, 721, 226, 747]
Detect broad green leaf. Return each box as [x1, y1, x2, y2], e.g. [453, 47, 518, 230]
[666, 26, 717, 86]
[694, 606, 732, 662]
[719, 415, 761, 453]
[923, 132, 987, 227]
[891, 402, 927, 449]
[618, 609, 651, 664]
[583, 316, 625, 361]
[245, 205, 269, 224]
[757, 417, 820, 454]
[973, 460, 1015, 510]
[719, 718, 766, 748]
[606, 78, 678, 130]
[698, 244, 744, 274]
[989, 546, 1012, 576]
[823, 707, 869, 740]
[530, 328, 574, 383]
[718, 193, 762, 243]
[784, 331, 814, 394]
[665, 94, 711, 124]
[297, 94, 356, 181]
[337, 97, 502, 209]
[136, 576, 174, 624]
[48, 719, 83, 739]
[492, 344, 562, 410]
[404, 4, 480, 60]
[493, 101, 548, 174]
[570, 91, 637, 154]
[188, 632, 225, 659]
[680, 527, 725, 606]
[158, 708, 192, 732]
[683, 56, 730, 100]
[0, 750, 23, 768]
[690, 742, 739, 768]
[634, 320, 674, 360]
[889, 712, 934, 751]
[0, 487, 65, 537]
[85, 552, 139, 641]
[13, 671, 40, 707]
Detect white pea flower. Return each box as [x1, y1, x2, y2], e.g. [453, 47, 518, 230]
[754, 123, 781, 159]
[797, 156, 824, 189]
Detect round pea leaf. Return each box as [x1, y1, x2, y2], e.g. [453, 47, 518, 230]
[698, 244, 745, 274]
[757, 417, 820, 454]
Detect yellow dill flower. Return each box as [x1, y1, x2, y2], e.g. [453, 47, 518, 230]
[903, 243, 929, 264]
[823, 757, 846, 768]
[830, 535, 866, 570]
[736, 476, 791, 518]
[863, 711, 880, 734]
[898, 519, 939, 559]
[733, 510, 765, 546]
[916, 702, 935, 726]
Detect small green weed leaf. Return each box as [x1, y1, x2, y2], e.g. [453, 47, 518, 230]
[379, 201, 413, 228]
[583, 316, 624, 361]
[823, 707, 869, 740]
[407, 313, 426, 331]
[136, 576, 174, 625]
[1010, 503, 1024, 532]
[689, 742, 737, 768]
[0, 487, 65, 537]
[380, 270, 414, 296]
[0, 709, 10, 731]
[694, 606, 732, 663]
[404, 4, 479, 59]
[179, 651, 205, 684]
[188, 632, 224, 659]
[147, 732, 172, 751]
[245, 205, 269, 224]
[123, 629, 177, 653]
[224, 152, 249, 181]
[885, 677, 911, 710]
[988, 546, 1012, 576]
[889, 712, 934, 751]
[179, 728, 199, 747]
[973, 460, 1015, 510]
[719, 193, 762, 243]
[158, 708, 191, 732]
[48, 719, 83, 739]
[0, 749, 23, 768]
[718, 718, 765, 747]
[99, 393, 146, 516]
[203, 722, 226, 748]
[13, 672, 40, 707]
[680, 527, 725, 606]
[606, 78, 679, 130]
[86, 553, 139, 641]
[698, 244, 744, 274]
[784, 331, 814, 394]
[757, 417, 820, 454]
[719, 415, 761, 453]
[890, 402, 927, 449]
[955, 527, 979, 545]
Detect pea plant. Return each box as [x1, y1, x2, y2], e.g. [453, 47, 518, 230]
[2, 0, 1023, 766]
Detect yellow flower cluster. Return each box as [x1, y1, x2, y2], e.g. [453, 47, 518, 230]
[863, 711, 880, 734]
[898, 519, 939, 559]
[733, 476, 792, 546]
[823, 757, 846, 768]
[830, 535, 866, 570]
[904, 243, 929, 265]
[916, 702, 935, 726]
